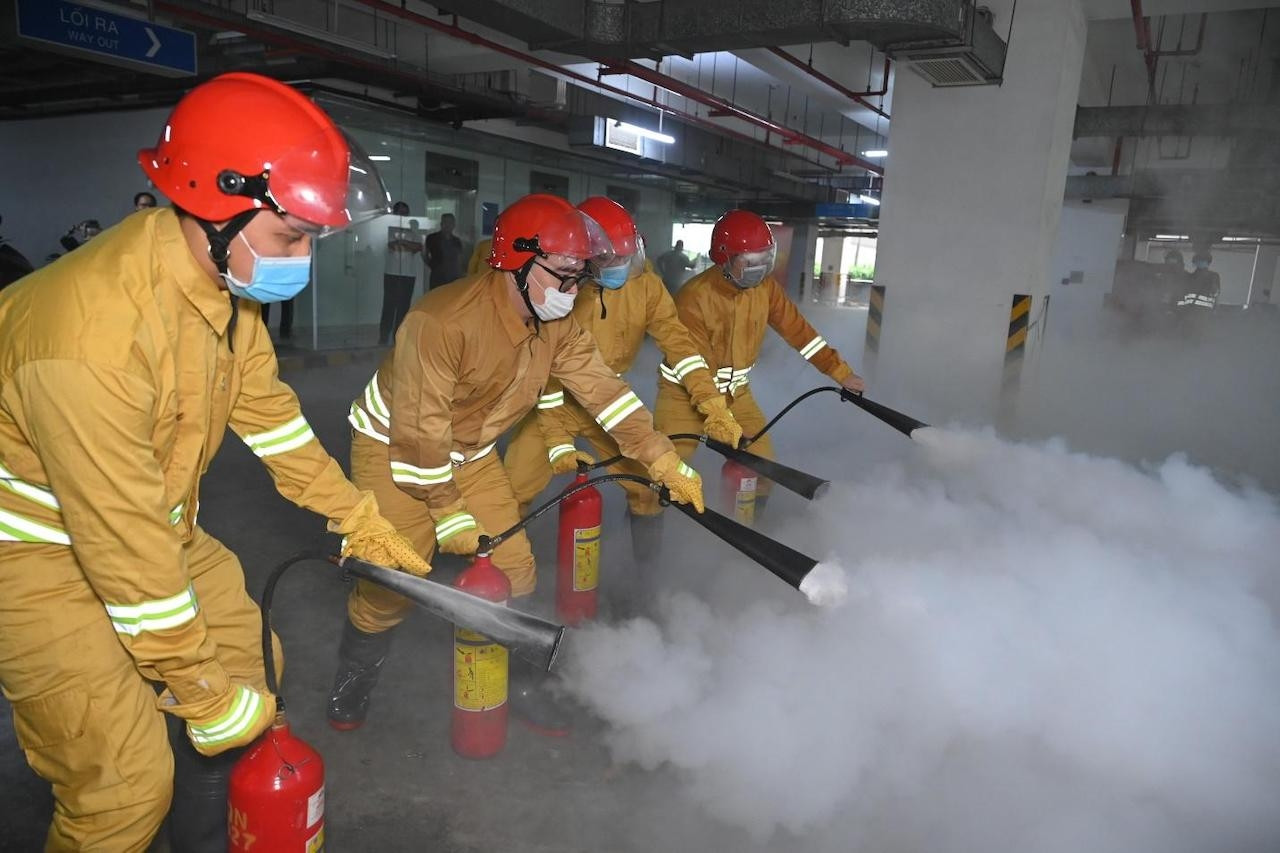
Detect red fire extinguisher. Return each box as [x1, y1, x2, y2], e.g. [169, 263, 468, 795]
[721, 458, 758, 525]
[228, 716, 326, 852]
[557, 469, 602, 626]
[451, 553, 511, 759]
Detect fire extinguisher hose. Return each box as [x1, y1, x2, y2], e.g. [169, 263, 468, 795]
[747, 386, 931, 443]
[480, 474, 822, 596]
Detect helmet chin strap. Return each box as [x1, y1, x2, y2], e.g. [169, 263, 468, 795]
[196, 208, 260, 352]
[513, 256, 543, 331]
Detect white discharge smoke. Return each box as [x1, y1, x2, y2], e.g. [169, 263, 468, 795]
[797, 560, 848, 607]
[560, 427, 1280, 852]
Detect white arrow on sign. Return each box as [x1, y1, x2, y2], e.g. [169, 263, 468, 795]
[144, 26, 161, 59]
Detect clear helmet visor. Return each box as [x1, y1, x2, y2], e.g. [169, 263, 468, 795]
[537, 208, 616, 267]
[727, 245, 777, 285]
[263, 130, 391, 238]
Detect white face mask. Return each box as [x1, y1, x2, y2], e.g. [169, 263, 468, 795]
[733, 264, 770, 288]
[532, 284, 577, 320]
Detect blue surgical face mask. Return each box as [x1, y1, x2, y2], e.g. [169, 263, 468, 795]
[597, 264, 630, 289]
[222, 232, 312, 303]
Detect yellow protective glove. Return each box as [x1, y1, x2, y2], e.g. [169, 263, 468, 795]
[696, 396, 744, 449]
[430, 498, 489, 555]
[332, 492, 432, 576]
[648, 450, 705, 513]
[548, 442, 595, 476]
[162, 681, 276, 757]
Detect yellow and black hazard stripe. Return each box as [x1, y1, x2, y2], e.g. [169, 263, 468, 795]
[865, 284, 885, 354]
[1002, 293, 1032, 386]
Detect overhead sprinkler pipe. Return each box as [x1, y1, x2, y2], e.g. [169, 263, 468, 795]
[600, 59, 884, 174]
[765, 47, 891, 120]
[345, 0, 857, 175]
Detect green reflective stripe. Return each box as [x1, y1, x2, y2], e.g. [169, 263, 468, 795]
[547, 443, 575, 463]
[671, 355, 708, 380]
[0, 507, 70, 545]
[243, 416, 316, 458]
[0, 461, 60, 510]
[537, 391, 565, 410]
[364, 374, 391, 427]
[169, 504, 185, 526]
[391, 460, 452, 486]
[677, 462, 699, 480]
[596, 391, 644, 432]
[435, 512, 477, 542]
[105, 584, 199, 636]
[349, 403, 390, 444]
[188, 686, 264, 747]
[799, 335, 827, 360]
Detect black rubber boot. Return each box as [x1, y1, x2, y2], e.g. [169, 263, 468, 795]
[166, 713, 244, 853]
[629, 510, 665, 565]
[327, 620, 393, 731]
[509, 657, 573, 737]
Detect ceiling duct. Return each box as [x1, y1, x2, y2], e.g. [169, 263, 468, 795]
[885, 3, 1006, 87]
[449, 0, 971, 58]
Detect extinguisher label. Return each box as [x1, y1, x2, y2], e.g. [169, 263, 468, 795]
[305, 825, 324, 852]
[454, 629, 509, 711]
[734, 477, 757, 525]
[306, 787, 325, 829]
[573, 525, 601, 592]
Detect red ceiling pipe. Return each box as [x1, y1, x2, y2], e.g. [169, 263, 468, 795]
[602, 59, 882, 172]
[349, 0, 880, 174]
[765, 47, 890, 119]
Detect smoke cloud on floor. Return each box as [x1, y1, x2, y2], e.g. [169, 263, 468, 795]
[559, 426, 1280, 852]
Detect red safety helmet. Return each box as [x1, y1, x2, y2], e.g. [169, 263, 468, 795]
[577, 197, 638, 257]
[709, 209, 775, 264]
[488, 194, 614, 271]
[138, 73, 389, 234]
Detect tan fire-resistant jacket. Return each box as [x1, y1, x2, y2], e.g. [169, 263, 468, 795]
[536, 270, 720, 444]
[665, 267, 853, 396]
[347, 269, 673, 512]
[0, 209, 365, 709]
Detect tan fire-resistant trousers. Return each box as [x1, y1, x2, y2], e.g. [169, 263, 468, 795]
[346, 431, 536, 633]
[0, 529, 280, 852]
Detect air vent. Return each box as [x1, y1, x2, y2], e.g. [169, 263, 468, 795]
[887, 1, 1006, 87]
[604, 121, 644, 155]
[910, 54, 990, 87]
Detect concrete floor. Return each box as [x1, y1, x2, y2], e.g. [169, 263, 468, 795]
[2, 300, 1277, 851]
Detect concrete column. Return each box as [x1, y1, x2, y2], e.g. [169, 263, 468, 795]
[785, 222, 817, 302]
[1248, 245, 1279, 306]
[872, 0, 1087, 422]
[819, 236, 845, 304]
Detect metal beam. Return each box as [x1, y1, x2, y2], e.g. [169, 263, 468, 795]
[1073, 104, 1280, 139]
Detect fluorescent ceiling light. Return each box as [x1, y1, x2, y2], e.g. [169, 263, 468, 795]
[1222, 236, 1257, 242]
[1153, 234, 1188, 240]
[862, 149, 889, 158]
[859, 195, 881, 206]
[368, 155, 392, 162]
[616, 121, 675, 145]
[246, 9, 397, 59]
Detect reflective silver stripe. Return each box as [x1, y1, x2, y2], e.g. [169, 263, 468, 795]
[242, 415, 316, 457]
[0, 461, 60, 510]
[105, 584, 199, 636]
[659, 363, 681, 384]
[0, 507, 70, 544]
[348, 403, 390, 445]
[188, 686, 264, 748]
[799, 335, 828, 361]
[596, 391, 644, 432]
[364, 373, 391, 428]
[537, 391, 565, 410]
[435, 512, 477, 542]
[391, 460, 453, 486]
[1177, 293, 1216, 308]
[547, 443, 575, 463]
[670, 355, 708, 380]
[677, 461, 699, 479]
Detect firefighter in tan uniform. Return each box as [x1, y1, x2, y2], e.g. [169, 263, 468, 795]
[467, 236, 493, 275]
[0, 75, 429, 853]
[329, 194, 705, 734]
[504, 197, 741, 561]
[655, 210, 866, 515]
